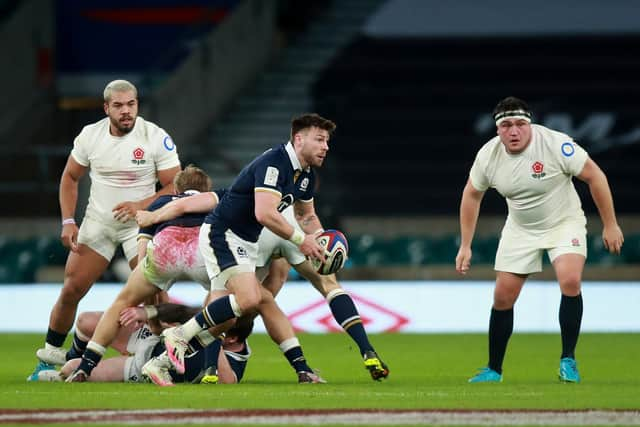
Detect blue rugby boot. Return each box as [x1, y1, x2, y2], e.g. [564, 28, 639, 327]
[468, 367, 502, 383]
[26, 360, 56, 382]
[559, 357, 581, 383]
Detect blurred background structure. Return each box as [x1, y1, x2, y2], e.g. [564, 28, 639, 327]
[1, 0, 639, 284]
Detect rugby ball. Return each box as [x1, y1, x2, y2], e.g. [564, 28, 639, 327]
[311, 229, 349, 275]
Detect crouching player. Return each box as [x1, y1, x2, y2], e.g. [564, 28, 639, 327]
[138, 192, 389, 381]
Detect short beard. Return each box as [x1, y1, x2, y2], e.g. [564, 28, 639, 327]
[117, 124, 134, 134]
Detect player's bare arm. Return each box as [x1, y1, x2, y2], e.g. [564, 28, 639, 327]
[576, 158, 624, 254]
[255, 192, 324, 261]
[456, 178, 486, 275]
[59, 156, 88, 252]
[113, 165, 181, 223]
[293, 199, 324, 234]
[136, 192, 219, 227]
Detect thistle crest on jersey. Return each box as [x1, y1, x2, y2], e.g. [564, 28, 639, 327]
[312, 229, 349, 275]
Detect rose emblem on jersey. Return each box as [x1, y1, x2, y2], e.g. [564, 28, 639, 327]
[531, 161, 546, 179]
[131, 147, 146, 165]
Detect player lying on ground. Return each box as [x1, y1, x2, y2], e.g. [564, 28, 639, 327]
[35, 304, 252, 384]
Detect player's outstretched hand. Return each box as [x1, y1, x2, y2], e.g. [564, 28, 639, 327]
[119, 306, 147, 327]
[455, 247, 472, 275]
[60, 223, 79, 252]
[299, 234, 326, 263]
[113, 201, 143, 223]
[603, 224, 624, 255]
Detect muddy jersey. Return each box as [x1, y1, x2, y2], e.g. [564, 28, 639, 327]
[205, 142, 315, 242]
[469, 124, 589, 231]
[70, 116, 180, 227]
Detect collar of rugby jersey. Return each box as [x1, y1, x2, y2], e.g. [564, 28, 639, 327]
[285, 141, 310, 172]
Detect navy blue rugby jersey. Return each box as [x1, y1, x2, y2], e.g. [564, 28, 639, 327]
[205, 143, 315, 242]
[138, 190, 225, 239]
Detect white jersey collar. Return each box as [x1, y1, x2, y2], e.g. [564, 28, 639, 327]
[285, 141, 309, 172]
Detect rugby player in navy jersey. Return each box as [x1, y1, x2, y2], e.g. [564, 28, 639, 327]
[160, 114, 334, 383]
[138, 199, 390, 381]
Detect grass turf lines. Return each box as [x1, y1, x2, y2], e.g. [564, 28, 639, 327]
[2, 332, 638, 424]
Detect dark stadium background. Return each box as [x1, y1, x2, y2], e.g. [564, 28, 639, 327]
[1, 0, 638, 284]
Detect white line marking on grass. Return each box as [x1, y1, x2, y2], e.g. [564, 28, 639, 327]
[0, 409, 639, 425]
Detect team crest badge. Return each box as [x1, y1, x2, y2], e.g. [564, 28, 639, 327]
[571, 238, 580, 247]
[236, 246, 248, 258]
[531, 161, 546, 179]
[300, 177, 309, 191]
[131, 147, 146, 165]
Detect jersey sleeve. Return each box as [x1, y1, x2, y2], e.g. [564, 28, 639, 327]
[152, 126, 181, 171]
[138, 195, 173, 238]
[69, 129, 90, 167]
[253, 160, 284, 198]
[469, 148, 490, 192]
[557, 139, 589, 176]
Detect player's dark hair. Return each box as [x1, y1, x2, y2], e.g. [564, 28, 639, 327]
[493, 96, 531, 120]
[290, 113, 336, 140]
[173, 164, 212, 193]
[226, 316, 254, 343]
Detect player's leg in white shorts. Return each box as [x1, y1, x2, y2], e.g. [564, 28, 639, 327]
[494, 223, 545, 274]
[198, 223, 258, 292]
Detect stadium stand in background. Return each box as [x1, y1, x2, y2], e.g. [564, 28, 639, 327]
[0, 0, 639, 283]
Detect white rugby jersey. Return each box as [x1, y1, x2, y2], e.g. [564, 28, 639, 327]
[71, 116, 180, 226]
[469, 124, 588, 231]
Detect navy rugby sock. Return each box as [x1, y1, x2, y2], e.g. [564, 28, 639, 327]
[76, 349, 102, 376]
[195, 296, 237, 329]
[280, 338, 313, 373]
[559, 293, 583, 359]
[328, 291, 374, 356]
[45, 328, 67, 348]
[65, 332, 89, 360]
[488, 308, 513, 374]
[75, 342, 106, 376]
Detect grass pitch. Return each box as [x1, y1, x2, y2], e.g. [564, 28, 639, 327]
[2, 332, 639, 412]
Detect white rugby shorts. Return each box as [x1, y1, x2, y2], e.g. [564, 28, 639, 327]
[494, 219, 587, 274]
[77, 216, 138, 262]
[199, 223, 258, 291]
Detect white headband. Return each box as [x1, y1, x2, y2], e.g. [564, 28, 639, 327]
[494, 109, 532, 125]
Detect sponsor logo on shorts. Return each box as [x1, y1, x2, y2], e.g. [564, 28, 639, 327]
[571, 238, 580, 247]
[132, 147, 146, 165]
[531, 161, 546, 179]
[236, 246, 248, 258]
